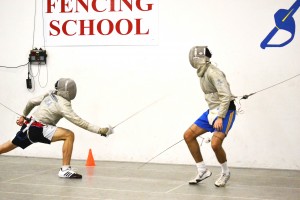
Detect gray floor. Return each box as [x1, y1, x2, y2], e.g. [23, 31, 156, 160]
[0, 156, 299, 200]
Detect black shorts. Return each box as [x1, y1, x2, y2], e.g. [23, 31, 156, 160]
[12, 124, 51, 149]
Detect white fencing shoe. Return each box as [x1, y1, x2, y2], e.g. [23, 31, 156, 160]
[189, 169, 212, 185]
[58, 167, 82, 179]
[214, 172, 230, 187]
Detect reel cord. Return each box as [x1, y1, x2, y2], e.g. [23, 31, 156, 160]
[237, 73, 300, 100]
[234, 73, 300, 114]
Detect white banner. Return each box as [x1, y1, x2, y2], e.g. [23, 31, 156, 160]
[43, 0, 159, 46]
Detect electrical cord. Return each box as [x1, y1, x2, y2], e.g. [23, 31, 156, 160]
[39, 0, 49, 89]
[27, 0, 48, 90]
[0, 62, 29, 69]
[1, 0, 48, 90]
[32, 0, 37, 49]
[0, 0, 37, 70]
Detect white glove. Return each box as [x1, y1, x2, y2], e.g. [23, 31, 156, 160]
[98, 125, 113, 137]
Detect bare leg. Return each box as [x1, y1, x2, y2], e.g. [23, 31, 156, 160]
[212, 132, 231, 187]
[184, 124, 213, 184]
[51, 127, 74, 166]
[211, 132, 227, 164]
[51, 127, 82, 179]
[0, 140, 17, 154]
[183, 124, 207, 163]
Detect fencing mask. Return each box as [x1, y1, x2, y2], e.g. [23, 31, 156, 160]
[189, 46, 212, 77]
[55, 78, 77, 101]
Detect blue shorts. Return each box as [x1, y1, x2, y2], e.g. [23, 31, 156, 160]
[194, 109, 236, 135]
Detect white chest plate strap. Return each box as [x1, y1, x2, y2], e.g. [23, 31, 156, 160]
[23, 119, 36, 144]
[22, 119, 35, 133]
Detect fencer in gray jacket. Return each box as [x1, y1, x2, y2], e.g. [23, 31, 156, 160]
[0, 78, 112, 179]
[184, 46, 236, 187]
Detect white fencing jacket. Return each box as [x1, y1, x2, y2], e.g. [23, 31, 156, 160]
[199, 64, 235, 118]
[22, 93, 101, 133]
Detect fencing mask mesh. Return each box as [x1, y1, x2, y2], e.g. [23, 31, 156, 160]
[55, 78, 77, 101]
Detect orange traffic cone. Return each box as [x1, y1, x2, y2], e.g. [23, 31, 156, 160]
[85, 148, 96, 166]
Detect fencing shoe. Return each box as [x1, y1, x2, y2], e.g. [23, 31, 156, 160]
[214, 172, 230, 187]
[58, 167, 82, 179]
[189, 169, 212, 184]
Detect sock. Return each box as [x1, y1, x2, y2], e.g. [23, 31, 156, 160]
[62, 165, 70, 171]
[221, 161, 229, 175]
[196, 161, 206, 173]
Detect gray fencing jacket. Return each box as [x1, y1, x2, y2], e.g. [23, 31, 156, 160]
[22, 93, 101, 133]
[199, 64, 235, 118]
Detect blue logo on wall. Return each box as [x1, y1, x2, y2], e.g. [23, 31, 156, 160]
[261, 0, 300, 49]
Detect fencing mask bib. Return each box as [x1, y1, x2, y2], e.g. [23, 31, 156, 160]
[189, 46, 212, 77]
[55, 78, 77, 101]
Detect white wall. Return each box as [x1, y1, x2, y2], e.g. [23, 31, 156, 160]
[1, 0, 300, 170]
